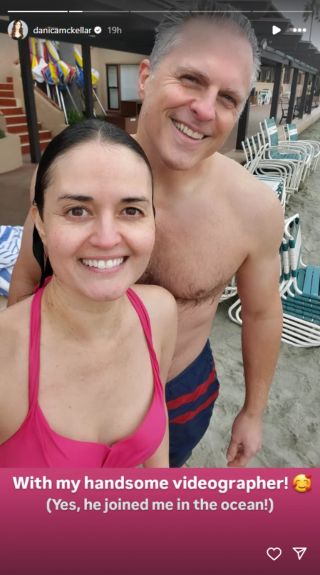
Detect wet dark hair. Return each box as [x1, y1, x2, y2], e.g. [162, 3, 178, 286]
[33, 119, 154, 287]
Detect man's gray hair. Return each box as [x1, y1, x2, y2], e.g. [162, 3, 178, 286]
[149, 0, 260, 89]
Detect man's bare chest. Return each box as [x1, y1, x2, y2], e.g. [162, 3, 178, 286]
[143, 207, 247, 304]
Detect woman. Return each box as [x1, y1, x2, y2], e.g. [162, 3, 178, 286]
[0, 120, 177, 468]
[10, 20, 25, 39]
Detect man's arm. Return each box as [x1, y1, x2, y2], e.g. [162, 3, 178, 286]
[8, 169, 41, 306]
[227, 193, 284, 467]
[8, 209, 41, 305]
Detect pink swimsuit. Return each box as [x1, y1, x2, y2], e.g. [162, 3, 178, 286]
[0, 285, 166, 468]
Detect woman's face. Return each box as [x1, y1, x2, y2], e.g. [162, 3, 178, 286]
[33, 141, 155, 302]
[13, 21, 21, 34]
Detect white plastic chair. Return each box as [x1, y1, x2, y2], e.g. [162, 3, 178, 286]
[228, 214, 320, 347]
[242, 133, 304, 197]
[260, 118, 313, 182]
[284, 123, 320, 172]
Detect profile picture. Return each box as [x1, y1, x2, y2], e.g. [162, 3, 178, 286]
[8, 19, 29, 40]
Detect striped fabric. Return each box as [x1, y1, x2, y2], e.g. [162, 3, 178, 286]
[166, 341, 220, 466]
[0, 226, 23, 297]
[265, 120, 279, 146]
[264, 120, 301, 159]
[167, 369, 219, 424]
[270, 150, 302, 160]
[286, 124, 298, 141]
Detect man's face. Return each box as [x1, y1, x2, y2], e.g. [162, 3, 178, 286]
[138, 21, 253, 171]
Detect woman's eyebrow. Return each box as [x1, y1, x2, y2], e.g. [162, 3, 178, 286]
[58, 194, 93, 202]
[120, 197, 150, 204]
[57, 194, 150, 204]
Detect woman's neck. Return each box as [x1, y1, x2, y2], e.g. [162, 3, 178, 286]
[41, 276, 128, 341]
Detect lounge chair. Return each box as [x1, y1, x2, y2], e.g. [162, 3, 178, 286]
[257, 89, 271, 105]
[259, 118, 313, 182]
[281, 214, 320, 346]
[219, 276, 237, 302]
[284, 123, 320, 172]
[242, 133, 301, 198]
[228, 214, 320, 347]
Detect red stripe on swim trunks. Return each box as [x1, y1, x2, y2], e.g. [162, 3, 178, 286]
[170, 389, 219, 424]
[166, 369, 216, 411]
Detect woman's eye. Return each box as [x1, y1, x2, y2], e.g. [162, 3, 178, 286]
[66, 206, 88, 217]
[123, 207, 143, 217]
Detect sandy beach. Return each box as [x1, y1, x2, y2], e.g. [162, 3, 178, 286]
[189, 121, 320, 468]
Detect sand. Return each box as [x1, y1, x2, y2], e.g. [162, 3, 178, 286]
[189, 121, 320, 468]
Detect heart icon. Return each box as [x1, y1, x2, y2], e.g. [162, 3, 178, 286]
[266, 547, 282, 561]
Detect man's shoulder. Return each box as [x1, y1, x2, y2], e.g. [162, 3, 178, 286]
[131, 284, 177, 349]
[213, 152, 280, 206]
[211, 153, 284, 243]
[131, 284, 177, 321]
[211, 153, 259, 193]
[212, 151, 246, 171]
[212, 152, 259, 183]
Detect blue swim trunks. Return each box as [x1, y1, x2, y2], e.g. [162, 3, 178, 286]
[166, 340, 220, 467]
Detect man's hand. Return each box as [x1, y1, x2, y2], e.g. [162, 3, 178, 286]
[226, 408, 262, 467]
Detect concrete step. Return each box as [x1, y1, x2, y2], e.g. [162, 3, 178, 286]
[22, 139, 51, 154]
[0, 97, 17, 106]
[19, 130, 51, 144]
[0, 90, 14, 98]
[4, 114, 27, 125]
[1, 77, 52, 157]
[0, 83, 14, 90]
[0, 107, 24, 116]
[7, 123, 42, 133]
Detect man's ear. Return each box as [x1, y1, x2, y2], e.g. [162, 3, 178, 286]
[138, 59, 151, 101]
[31, 204, 47, 248]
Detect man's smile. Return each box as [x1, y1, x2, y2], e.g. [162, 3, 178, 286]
[171, 119, 208, 141]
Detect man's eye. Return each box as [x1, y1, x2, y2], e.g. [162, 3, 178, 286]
[66, 206, 88, 217]
[221, 94, 237, 106]
[181, 74, 198, 84]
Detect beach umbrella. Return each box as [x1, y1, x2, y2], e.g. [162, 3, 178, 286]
[73, 46, 106, 116]
[29, 37, 47, 84]
[45, 40, 79, 120]
[74, 46, 99, 88]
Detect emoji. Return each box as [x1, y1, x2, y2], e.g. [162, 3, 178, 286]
[292, 474, 311, 493]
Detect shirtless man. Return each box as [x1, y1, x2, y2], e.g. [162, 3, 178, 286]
[9, 2, 284, 468]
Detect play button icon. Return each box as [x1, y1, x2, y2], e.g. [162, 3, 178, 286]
[272, 25, 281, 35]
